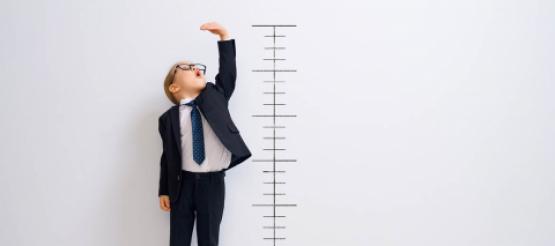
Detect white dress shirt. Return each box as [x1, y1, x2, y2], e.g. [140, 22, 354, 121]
[179, 97, 232, 172]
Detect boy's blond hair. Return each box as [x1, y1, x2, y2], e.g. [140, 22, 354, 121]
[163, 60, 192, 105]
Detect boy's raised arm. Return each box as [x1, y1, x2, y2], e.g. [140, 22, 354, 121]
[214, 39, 237, 101]
[201, 22, 236, 101]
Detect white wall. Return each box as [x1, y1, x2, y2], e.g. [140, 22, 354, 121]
[1, 0, 554, 245]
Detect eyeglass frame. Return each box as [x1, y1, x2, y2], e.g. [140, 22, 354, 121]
[174, 63, 207, 76]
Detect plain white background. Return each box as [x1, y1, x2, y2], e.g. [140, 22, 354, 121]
[1, 0, 554, 245]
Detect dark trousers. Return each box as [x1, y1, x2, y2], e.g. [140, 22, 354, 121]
[170, 169, 226, 246]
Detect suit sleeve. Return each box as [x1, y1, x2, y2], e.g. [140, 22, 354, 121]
[158, 116, 169, 197]
[214, 39, 237, 101]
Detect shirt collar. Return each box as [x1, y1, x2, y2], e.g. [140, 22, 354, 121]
[179, 97, 196, 105]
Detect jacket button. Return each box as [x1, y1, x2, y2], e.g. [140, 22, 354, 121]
[177, 175, 180, 181]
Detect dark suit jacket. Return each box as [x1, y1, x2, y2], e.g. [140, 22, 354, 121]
[157, 39, 252, 202]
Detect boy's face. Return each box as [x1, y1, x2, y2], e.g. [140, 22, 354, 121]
[171, 61, 207, 95]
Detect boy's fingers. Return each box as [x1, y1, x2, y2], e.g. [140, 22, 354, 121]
[200, 22, 222, 31]
[200, 22, 214, 29]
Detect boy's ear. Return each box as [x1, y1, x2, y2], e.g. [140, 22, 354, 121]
[169, 83, 179, 93]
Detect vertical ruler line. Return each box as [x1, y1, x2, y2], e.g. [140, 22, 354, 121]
[272, 25, 277, 246]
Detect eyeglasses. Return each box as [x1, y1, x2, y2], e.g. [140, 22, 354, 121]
[175, 63, 206, 75]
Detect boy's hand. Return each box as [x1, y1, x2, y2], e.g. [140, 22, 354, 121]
[159, 195, 171, 212]
[200, 21, 230, 41]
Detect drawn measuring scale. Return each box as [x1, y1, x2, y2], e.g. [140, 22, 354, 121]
[251, 24, 298, 245]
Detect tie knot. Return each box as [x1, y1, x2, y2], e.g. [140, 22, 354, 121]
[184, 100, 196, 107]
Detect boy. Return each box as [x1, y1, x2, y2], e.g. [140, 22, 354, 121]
[157, 22, 252, 246]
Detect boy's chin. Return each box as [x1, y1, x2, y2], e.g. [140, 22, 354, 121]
[191, 82, 206, 91]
